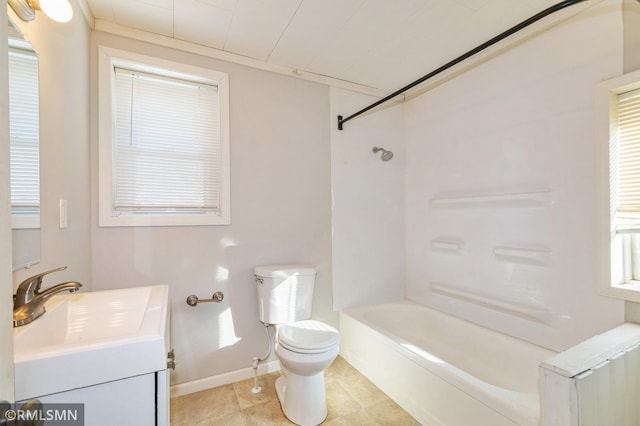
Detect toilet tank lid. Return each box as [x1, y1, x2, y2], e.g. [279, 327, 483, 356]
[254, 264, 316, 278]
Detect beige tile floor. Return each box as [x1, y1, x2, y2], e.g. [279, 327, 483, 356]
[170, 356, 420, 425]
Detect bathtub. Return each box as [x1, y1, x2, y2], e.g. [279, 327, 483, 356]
[339, 300, 556, 426]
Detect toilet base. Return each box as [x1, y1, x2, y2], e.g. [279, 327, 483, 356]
[275, 373, 327, 426]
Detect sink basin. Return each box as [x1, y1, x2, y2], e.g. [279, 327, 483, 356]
[14, 285, 169, 400]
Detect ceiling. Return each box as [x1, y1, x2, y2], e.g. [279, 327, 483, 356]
[83, 0, 569, 92]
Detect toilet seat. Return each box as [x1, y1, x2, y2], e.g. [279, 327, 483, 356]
[278, 320, 340, 354]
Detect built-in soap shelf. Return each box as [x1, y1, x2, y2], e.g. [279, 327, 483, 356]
[429, 190, 552, 209]
[493, 245, 551, 267]
[430, 282, 554, 325]
[430, 238, 464, 255]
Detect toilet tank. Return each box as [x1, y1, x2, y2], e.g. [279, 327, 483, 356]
[254, 265, 316, 325]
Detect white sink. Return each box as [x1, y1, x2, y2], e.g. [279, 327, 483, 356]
[14, 285, 170, 400]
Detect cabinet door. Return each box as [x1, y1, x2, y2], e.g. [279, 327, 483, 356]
[32, 374, 156, 426]
[157, 369, 169, 426]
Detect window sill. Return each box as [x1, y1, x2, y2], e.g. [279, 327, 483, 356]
[98, 212, 230, 227]
[601, 284, 640, 303]
[11, 214, 40, 230]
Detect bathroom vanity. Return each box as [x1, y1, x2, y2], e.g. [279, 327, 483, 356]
[13, 285, 171, 425]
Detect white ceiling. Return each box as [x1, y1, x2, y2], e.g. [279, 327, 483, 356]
[83, 0, 567, 92]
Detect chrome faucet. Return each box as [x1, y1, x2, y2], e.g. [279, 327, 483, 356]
[13, 266, 83, 327]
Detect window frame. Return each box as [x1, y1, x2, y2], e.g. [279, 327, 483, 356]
[597, 69, 640, 302]
[98, 46, 230, 227]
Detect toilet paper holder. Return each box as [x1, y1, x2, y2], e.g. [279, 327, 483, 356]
[186, 291, 224, 306]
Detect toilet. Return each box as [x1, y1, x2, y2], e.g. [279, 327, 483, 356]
[255, 265, 340, 426]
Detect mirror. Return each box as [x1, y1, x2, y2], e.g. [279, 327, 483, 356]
[8, 18, 40, 270]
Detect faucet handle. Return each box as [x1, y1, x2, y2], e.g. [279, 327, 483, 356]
[18, 266, 67, 292]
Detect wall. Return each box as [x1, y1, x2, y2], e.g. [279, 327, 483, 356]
[11, 2, 92, 290]
[330, 88, 405, 310]
[404, 0, 625, 352]
[1, 4, 15, 404]
[623, 0, 640, 73]
[89, 31, 333, 385]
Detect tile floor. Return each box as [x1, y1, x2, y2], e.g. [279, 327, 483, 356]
[170, 356, 420, 425]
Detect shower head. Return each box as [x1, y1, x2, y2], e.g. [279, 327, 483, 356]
[373, 147, 393, 161]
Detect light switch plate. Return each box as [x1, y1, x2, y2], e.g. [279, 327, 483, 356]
[60, 199, 68, 228]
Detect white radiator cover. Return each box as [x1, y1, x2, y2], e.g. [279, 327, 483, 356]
[540, 323, 640, 425]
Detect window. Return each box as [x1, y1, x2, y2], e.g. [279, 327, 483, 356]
[612, 88, 640, 283]
[9, 43, 39, 229]
[98, 47, 230, 227]
[598, 70, 640, 301]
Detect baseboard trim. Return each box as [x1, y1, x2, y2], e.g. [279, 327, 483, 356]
[170, 360, 281, 398]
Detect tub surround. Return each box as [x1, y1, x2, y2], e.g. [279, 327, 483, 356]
[331, 0, 630, 362]
[404, 0, 626, 352]
[329, 86, 405, 312]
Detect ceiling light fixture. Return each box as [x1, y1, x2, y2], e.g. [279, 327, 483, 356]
[8, 0, 73, 23]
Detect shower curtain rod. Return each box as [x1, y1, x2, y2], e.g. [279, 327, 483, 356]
[337, 0, 588, 130]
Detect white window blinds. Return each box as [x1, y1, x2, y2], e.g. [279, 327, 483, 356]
[616, 88, 640, 216]
[614, 88, 640, 283]
[8, 49, 39, 214]
[113, 67, 220, 214]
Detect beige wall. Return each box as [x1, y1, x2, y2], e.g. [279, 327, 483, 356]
[89, 31, 333, 385]
[623, 0, 640, 73]
[1, 4, 15, 404]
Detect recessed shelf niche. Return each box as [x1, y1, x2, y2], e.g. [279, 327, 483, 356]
[429, 190, 552, 209]
[430, 238, 464, 255]
[430, 282, 554, 325]
[493, 245, 551, 267]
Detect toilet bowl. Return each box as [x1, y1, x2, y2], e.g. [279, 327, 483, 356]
[274, 320, 340, 425]
[254, 265, 341, 426]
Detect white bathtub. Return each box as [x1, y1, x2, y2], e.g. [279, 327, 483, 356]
[339, 300, 556, 425]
